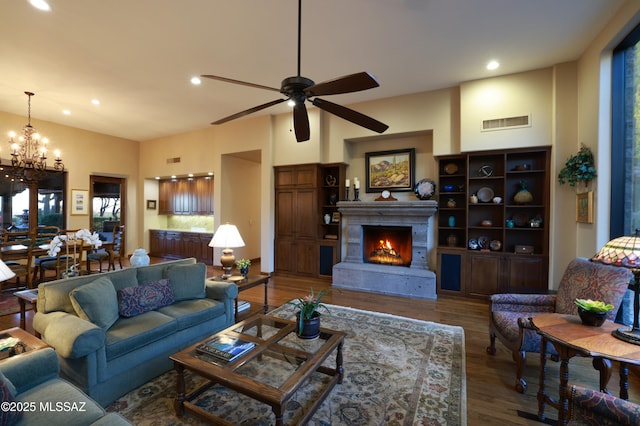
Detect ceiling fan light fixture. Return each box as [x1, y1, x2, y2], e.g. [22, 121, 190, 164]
[287, 100, 295, 107]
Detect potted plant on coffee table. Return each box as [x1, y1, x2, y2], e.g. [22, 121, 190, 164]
[288, 289, 330, 339]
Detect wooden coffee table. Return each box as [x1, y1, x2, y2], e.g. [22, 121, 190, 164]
[170, 314, 346, 425]
[0, 327, 49, 361]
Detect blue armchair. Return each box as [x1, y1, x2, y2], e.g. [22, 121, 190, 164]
[0, 348, 131, 425]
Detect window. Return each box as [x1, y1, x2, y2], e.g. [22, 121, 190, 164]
[611, 24, 640, 238]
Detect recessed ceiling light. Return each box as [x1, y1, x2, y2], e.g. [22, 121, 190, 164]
[63, 110, 71, 115]
[155, 176, 160, 180]
[29, 0, 51, 11]
[190, 77, 201, 85]
[487, 60, 500, 70]
[188, 173, 194, 177]
[91, 99, 100, 105]
[208, 172, 213, 176]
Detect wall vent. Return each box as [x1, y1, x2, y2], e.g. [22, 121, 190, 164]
[166, 157, 181, 164]
[481, 115, 531, 132]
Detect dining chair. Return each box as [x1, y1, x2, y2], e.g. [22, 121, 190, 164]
[107, 225, 124, 270]
[567, 384, 640, 425]
[31, 226, 61, 284]
[38, 230, 85, 281]
[0, 237, 34, 289]
[86, 241, 110, 273]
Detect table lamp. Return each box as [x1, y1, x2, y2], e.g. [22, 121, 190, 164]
[0, 260, 16, 282]
[209, 223, 245, 279]
[592, 229, 640, 345]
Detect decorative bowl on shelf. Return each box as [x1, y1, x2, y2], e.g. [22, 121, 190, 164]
[414, 179, 436, 200]
[480, 219, 493, 227]
[577, 307, 607, 327]
[444, 163, 459, 175]
[477, 187, 494, 202]
[442, 184, 456, 192]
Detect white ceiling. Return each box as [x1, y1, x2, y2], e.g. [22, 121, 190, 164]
[0, 0, 626, 141]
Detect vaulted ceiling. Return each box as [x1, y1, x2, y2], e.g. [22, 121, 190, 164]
[0, 0, 625, 141]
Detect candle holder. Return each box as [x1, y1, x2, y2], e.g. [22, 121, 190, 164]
[353, 185, 360, 201]
[345, 187, 350, 201]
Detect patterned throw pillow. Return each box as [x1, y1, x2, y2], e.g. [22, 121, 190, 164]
[117, 279, 175, 318]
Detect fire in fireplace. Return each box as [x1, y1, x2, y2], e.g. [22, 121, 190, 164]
[362, 225, 412, 267]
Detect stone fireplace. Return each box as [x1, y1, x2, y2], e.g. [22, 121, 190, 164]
[332, 200, 438, 299]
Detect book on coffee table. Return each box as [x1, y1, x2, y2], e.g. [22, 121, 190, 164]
[196, 335, 255, 362]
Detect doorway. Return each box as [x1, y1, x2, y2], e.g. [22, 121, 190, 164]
[89, 176, 125, 245]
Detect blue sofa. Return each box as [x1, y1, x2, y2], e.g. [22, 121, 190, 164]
[0, 348, 131, 425]
[33, 258, 237, 407]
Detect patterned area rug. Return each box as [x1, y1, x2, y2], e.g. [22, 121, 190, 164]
[107, 304, 467, 425]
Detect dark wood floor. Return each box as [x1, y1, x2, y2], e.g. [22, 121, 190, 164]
[3, 258, 639, 425]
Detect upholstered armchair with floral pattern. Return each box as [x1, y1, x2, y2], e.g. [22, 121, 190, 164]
[486, 257, 632, 393]
[568, 384, 640, 425]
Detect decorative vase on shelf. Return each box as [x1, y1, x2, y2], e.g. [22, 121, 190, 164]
[130, 248, 150, 267]
[514, 180, 533, 205]
[296, 311, 321, 340]
[324, 214, 331, 224]
[447, 198, 456, 208]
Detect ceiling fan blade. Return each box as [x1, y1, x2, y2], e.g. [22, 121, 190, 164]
[211, 99, 286, 125]
[293, 102, 310, 142]
[305, 72, 380, 97]
[201, 75, 281, 93]
[312, 98, 389, 133]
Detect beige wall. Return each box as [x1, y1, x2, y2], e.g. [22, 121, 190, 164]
[0, 110, 139, 255]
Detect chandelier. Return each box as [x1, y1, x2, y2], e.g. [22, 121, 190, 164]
[7, 91, 64, 182]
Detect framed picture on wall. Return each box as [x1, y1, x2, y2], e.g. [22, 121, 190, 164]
[70, 189, 89, 215]
[147, 200, 157, 210]
[365, 148, 415, 192]
[576, 191, 593, 223]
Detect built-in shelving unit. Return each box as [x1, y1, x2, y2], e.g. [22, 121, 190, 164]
[436, 147, 551, 299]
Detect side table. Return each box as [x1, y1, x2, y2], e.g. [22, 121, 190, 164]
[208, 274, 271, 322]
[531, 313, 640, 425]
[13, 289, 38, 332]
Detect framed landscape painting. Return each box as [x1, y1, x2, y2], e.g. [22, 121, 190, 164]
[365, 148, 415, 192]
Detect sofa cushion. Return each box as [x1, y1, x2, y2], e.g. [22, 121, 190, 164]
[69, 277, 119, 330]
[105, 311, 177, 360]
[164, 263, 206, 301]
[157, 298, 225, 330]
[136, 267, 163, 286]
[117, 279, 175, 318]
[0, 371, 21, 425]
[17, 378, 105, 426]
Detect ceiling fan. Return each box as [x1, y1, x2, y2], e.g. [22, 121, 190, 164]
[202, 0, 389, 142]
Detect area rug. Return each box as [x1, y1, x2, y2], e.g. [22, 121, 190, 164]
[107, 304, 467, 425]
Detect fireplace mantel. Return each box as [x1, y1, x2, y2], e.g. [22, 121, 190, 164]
[336, 201, 438, 218]
[333, 200, 438, 300]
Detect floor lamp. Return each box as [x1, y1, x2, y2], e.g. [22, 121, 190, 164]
[592, 229, 640, 345]
[209, 223, 245, 279]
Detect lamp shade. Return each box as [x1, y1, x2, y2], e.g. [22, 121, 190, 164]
[592, 230, 640, 268]
[0, 260, 16, 282]
[209, 224, 245, 248]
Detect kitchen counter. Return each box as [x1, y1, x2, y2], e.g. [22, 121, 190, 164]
[149, 229, 213, 264]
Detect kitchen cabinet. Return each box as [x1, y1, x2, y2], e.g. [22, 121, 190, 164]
[149, 229, 213, 264]
[158, 176, 213, 215]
